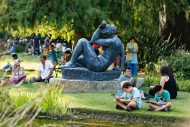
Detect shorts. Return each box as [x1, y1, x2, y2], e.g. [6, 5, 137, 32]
[158, 104, 172, 110]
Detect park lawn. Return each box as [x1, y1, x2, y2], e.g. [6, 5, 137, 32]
[2, 53, 190, 119]
[8, 84, 190, 119]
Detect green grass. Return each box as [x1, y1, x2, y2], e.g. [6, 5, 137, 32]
[1, 53, 190, 120]
[7, 84, 190, 119]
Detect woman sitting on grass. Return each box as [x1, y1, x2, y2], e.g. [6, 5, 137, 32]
[149, 66, 177, 99]
[8, 61, 26, 87]
[147, 84, 172, 112]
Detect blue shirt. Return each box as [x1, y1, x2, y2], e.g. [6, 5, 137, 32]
[117, 74, 130, 96]
[10, 46, 15, 53]
[122, 87, 142, 109]
[154, 90, 170, 102]
[47, 50, 58, 64]
[127, 43, 138, 64]
[33, 36, 40, 48]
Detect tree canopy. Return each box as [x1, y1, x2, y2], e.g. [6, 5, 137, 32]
[0, 0, 189, 43]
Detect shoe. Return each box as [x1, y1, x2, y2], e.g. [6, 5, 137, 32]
[15, 84, 20, 87]
[28, 81, 33, 85]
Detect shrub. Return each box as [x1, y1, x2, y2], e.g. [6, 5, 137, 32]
[166, 49, 190, 79]
[137, 33, 180, 69]
[40, 85, 69, 117]
[143, 75, 160, 87]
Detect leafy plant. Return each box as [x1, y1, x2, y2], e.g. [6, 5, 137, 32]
[137, 33, 180, 69]
[166, 49, 190, 79]
[41, 85, 69, 117]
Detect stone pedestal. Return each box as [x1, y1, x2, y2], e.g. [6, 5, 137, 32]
[49, 78, 118, 92]
[62, 67, 121, 81]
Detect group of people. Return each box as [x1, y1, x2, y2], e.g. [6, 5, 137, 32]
[0, 34, 73, 86]
[0, 53, 26, 86]
[114, 66, 177, 112]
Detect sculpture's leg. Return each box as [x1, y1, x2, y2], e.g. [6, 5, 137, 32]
[64, 38, 97, 68]
[76, 56, 86, 67]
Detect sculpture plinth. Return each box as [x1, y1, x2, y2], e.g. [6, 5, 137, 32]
[62, 67, 121, 81]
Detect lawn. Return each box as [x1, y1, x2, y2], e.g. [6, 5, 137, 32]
[1, 53, 190, 120]
[8, 84, 190, 119]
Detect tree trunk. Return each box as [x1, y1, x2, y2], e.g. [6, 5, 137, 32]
[72, 28, 84, 51]
[159, 4, 167, 36]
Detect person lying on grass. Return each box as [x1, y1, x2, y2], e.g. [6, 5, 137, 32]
[114, 81, 142, 111]
[147, 84, 172, 112]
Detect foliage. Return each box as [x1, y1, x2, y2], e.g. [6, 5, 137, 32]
[0, 86, 41, 126]
[143, 75, 160, 87]
[0, 0, 189, 43]
[138, 33, 180, 69]
[165, 49, 190, 79]
[40, 85, 69, 117]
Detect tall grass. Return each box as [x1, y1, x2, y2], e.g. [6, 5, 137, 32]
[0, 84, 68, 126]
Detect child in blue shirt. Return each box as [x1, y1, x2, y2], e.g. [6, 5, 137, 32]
[148, 84, 172, 111]
[114, 81, 142, 111]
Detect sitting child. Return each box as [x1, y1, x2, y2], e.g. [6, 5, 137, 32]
[147, 84, 172, 111]
[47, 44, 58, 67]
[114, 81, 142, 111]
[59, 48, 72, 64]
[8, 62, 26, 87]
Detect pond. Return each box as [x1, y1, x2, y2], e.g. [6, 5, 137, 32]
[32, 119, 162, 127]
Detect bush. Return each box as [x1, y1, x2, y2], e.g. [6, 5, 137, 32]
[166, 49, 190, 79]
[137, 33, 180, 69]
[143, 75, 160, 87]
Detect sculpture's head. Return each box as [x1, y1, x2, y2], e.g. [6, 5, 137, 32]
[100, 24, 117, 38]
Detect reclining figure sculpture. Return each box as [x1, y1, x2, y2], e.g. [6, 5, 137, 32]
[64, 21, 125, 72]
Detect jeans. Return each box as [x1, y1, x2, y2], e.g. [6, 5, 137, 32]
[127, 63, 138, 76]
[33, 47, 40, 56]
[3, 64, 12, 70]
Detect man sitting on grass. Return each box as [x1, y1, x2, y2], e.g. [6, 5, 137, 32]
[114, 81, 142, 111]
[35, 55, 54, 83]
[148, 84, 172, 111]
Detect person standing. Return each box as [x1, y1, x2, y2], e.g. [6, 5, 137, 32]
[126, 36, 138, 76]
[33, 33, 41, 56]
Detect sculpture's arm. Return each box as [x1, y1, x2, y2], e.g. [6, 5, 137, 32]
[91, 21, 107, 43]
[119, 44, 126, 69]
[93, 39, 113, 47]
[91, 28, 101, 43]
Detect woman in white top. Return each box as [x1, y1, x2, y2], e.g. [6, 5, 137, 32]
[8, 62, 26, 86]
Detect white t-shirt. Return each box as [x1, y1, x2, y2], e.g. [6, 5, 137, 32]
[38, 60, 54, 79]
[62, 46, 66, 53]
